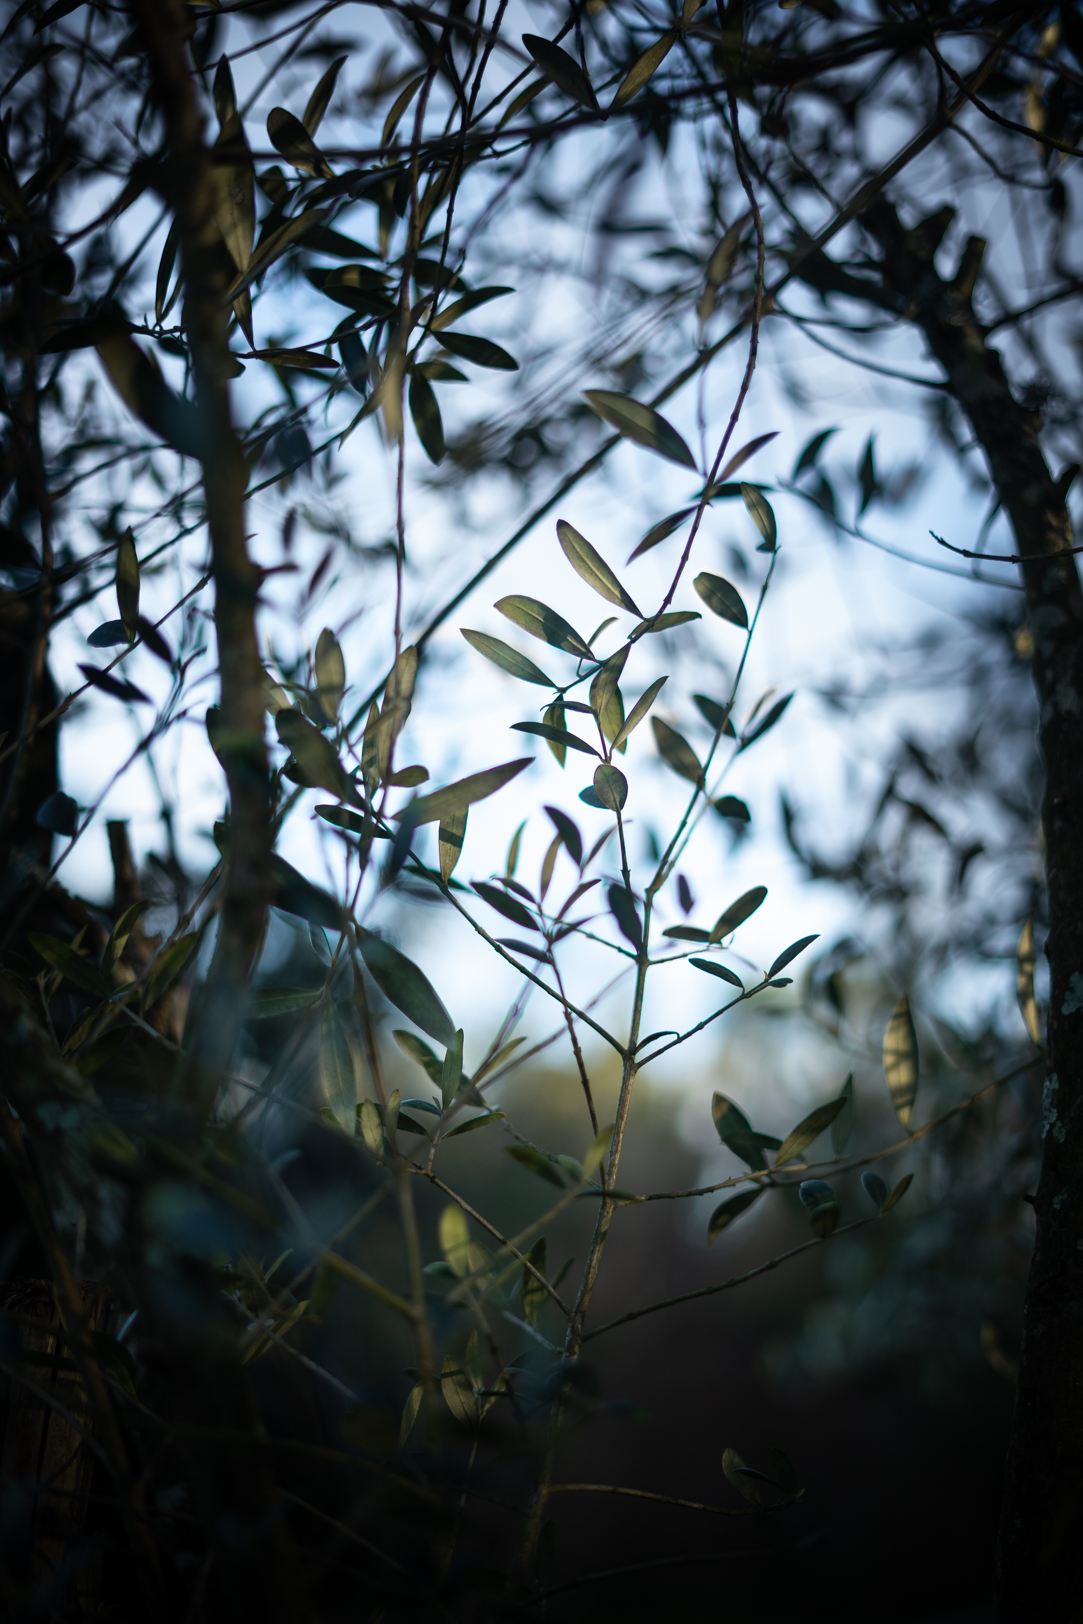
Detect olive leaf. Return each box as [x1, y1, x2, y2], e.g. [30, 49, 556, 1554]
[772, 1098, 847, 1168]
[439, 332, 518, 371]
[709, 885, 767, 941]
[690, 958, 743, 988]
[314, 628, 345, 722]
[303, 55, 347, 135]
[611, 32, 676, 109]
[461, 629, 554, 687]
[611, 676, 667, 749]
[397, 758, 533, 827]
[116, 528, 139, 642]
[320, 1000, 356, 1129]
[740, 482, 777, 550]
[276, 709, 359, 803]
[512, 721, 600, 757]
[883, 994, 918, 1126]
[357, 929, 456, 1046]
[497, 596, 593, 657]
[439, 809, 467, 883]
[267, 107, 333, 177]
[1017, 916, 1041, 1046]
[584, 390, 697, 469]
[522, 33, 597, 108]
[557, 520, 642, 615]
[593, 763, 627, 811]
[651, 717, 703, 785]
[408, 369, 445, 463]
[831, 1073, 854, 1157]
[707, 1188, 761, 1242]
[693, 572, 747, 628]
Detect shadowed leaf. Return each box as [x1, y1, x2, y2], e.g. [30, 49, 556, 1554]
[584, 390, 696, 469]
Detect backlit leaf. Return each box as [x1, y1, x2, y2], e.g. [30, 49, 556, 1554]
[831, 1073, 854, 1157]
[399, 1381, 423, 1445]
[512, 721, 600, 757]
[142, 932, 198, 1010]
[773, 1098, 846, 1168]
[710, 885, 767, 941]
[522, 33, 597, 108]
[439, 332, 518, 371]
[430, 286, 514, 332]
[651, 717, 703, 785]
[612, 31, 676, 109]
[740, 482, 777, 550]
[357, 929, 456, 1045]
[394, 1029, 444, 1090]
[276, 708, 358, 803]
[78, 664, 150, 706]
[461, 629, 554, 687]
[593, 763, 628, 812]
[708, 1188, 761, 1242]
[358, 1098, 383, 1156]
[400, 759, 534, 828]
[30, 933, 111, 999]
[314, 628, 345, 722]
[861, 1170, 888, 1209]
[712, 1092, 779, 1171]
[693, 572, 747, 628]
[444, 1110, 506, 1139]
[441, 1027, 464, 1108]
[611, 676, 667, 749]
[543, 700, 567, 767]
[583, 1122, 616, 1178]
[1017, 916, 1040, 1046]
[496, 596, 592, 657]
[522, 1237, 547, 1326]
[270, 855, 343, 930]
[631, 610, 700, 636]
[883, 994, 918, 1126]
[441, 1355, 478, 1427]
[557, 520, 641, 615]
[249, 986, 323, 1018]
[439, 809, 467, 883]
[320, 1000, 355, 1129]
[584, 390, 696, 469]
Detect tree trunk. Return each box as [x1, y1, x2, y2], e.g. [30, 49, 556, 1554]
[817, 200, 1083, 1620]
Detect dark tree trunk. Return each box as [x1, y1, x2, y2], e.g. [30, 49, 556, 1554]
[799, 200, 1083, 1620]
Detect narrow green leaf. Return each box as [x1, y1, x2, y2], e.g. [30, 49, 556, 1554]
[767, 934, 819, 979]
[461, 629, 554, 687]
[409, 368, 445, 464]
[612, 31, 676, 109]
[102, 898, 150, 975]
[582, 1122, 616, 1178]
[496, 596, 592, 657]
[358, 1098, 383, 1156]
[393, 1029, 444, 1090]
[740, 482, 777, 550]
[557, 520, 641, 615]
[607, 884, 641, 947]
[249, 986, 322, 1018]
[472, 882, 537, 932]
[357, 929, 456, 1046]
[506, 1144, 566, 1187]
[512, 721, 600, 757]
[545, 806, 583, 866]
[522, 33, 597, 108]
[631, 610, 701, 636]
[584, 390, 697, 469]
[543, 700, 567, 767]
[397, 759, 533, 825]
[693, 572, 747, 628]
[444, 1110, 506, 1139]
[441, 1354, 478, 1427]
[883, 995, 918, 1126]
[270, 854, 343, 931]
[522, 1237, 547, 1327]
[708, 1188, 761, 1242]
[439, 331, 518, 371]
[30, 933, 112, 1000]
[880, 1172, 914, 1215]
[662, 925, 710, 942]
[712, 1092, 779, 1171]
[773, 1097, 846, 1168]
[741, 693, 793, 748]
[439, 808, 467, 883]
[225, 208, 330, 303]
[320, 1001, 355, 1129]
[713, 795, 750, 822]
[441, 1028, 464, 1108]
[267, 106, 332, 177]
[399, 1381, 423, 1446]
[440, 1203, 472, 1276]
[651, 717, 703, 785]
[276, 708, 358, 803]
[710, 885, 767, 941]
[303, 55, 347, 134]
[611, 676, 667, 749]
[142, 932, 198, 1010]
[717, 431, 778, 484]
[430, 286, 514, 333]
[314, 628, 345, 722]
[690, 958, 743, 988]
[627, 508, 694, 564]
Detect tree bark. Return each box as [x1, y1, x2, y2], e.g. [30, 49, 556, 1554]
[803, 201, 1083, 1620]
[126, 0, 271, 1099]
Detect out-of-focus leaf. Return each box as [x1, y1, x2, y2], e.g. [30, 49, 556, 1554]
[249, 986, 322, 1019]
[87, 622, 127, 648]
[773, 1098, 846, 1168]
[506, 1144, 566, 1187]
[225, 208, 330, 302]
[358, 1098, 383, 1156]
[545, 806, 583, 865]
[522, 1237, 547, 1326]
[513, 721, 599, 757]
[500, 594, 594, 656]
[607, 884, 641, 948]
[612, 31, 676, 109]
[100, 899, 149, 976]
[267, 107, 333, 177]
[461, 629, 553, 686]
[314, 628, 345, 722]
[831, 1072, 854, 1157]
[78, 665, 150, 705]
[740, 482, 777, 550]
[440, 809, 467, 883]
[409, 368, 445, 463]
[767, 935, 819, 978]
[713, 795, 749, 823]
[394, 1029, 444, 1090]
[472, 882, 537, 932]
[136, 617, 173, 665]
[399, 1381, 423, 1446]
[402, 758, 533, 825]
[320, 1000, 356, 1129]
[880, 1172, 914, 1215]
[440, 1204, 472, 1276]
[540, 700, 566, 767]
[793, 427, 836, 479]
[116, 528, 139, 641]
[35, 792, 77, 837]
[441, 1355, 478, 1427]
[1017, 916, 1041, 1046]
[861, 1170, 889, 1209]
[522, 33, 597, 107]
[381, 71, 426, 149]
[663, 925, 710, 942]
[627, 508, 693, 563]
[142, 933, 198, 1009]
[441, 1027, 464, 1108]
[692, 693, 734, 735]
[710, 885, 767, 941]
[30, 933, 111, 999]
[557, 520, 641, 615]
[303, 55, 347, 135]
[582, 1122, 616, 1179]
[693, 572, 747, 628]
[584, 390, 696, 469]
[270, 854, 343, 930]
[357, 929, 456, 1045]
[439, 332, 518, 371]
[316, 805, 389, 841]
[723, 1446, 766, 1504]
[593, 764, 628, 811]
[690, 958, 743, 988]
[707, 1188, 761, 1242]
[883, 995, 918, 1126]
[651, 717, 703, 785]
